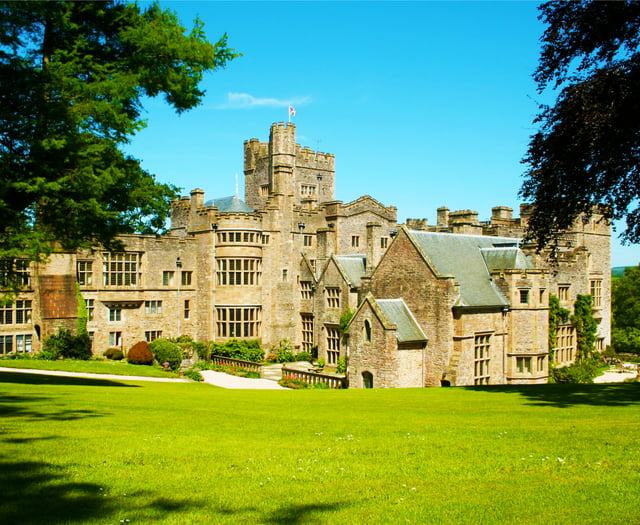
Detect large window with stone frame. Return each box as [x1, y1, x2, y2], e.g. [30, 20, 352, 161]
[76, 261, 93, 286]
[326, 287, 340, 309]
[326, 325, 340, 365]
[0, 300, 32, 325]
[103, 253, 141, 287]
[0, 259, 31, 288]
[301, 314, 314, 352]
[300, 281, 313, 300]
[216, 258, 262, 286]
[216, 306, 261, 338]
[590, 279, 602, 308]
[474, 333, 491, 385]
[555, 325, 575, 364]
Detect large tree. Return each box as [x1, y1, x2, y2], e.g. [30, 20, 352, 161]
[0, 1, 238, 288]
[521, 1, 640, 249]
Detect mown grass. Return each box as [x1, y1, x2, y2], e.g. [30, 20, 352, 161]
[0, 371, 638, 524]
[0, 358, 179, 378]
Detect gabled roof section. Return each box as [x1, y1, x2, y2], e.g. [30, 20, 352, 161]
[481, 247, 533, 271]
[407, 230, 515, 308]
[334, 255, 366, 288]
[342, 195, 397, 221]
[204, 195, 253, 213]
[376, 298, 427, 343]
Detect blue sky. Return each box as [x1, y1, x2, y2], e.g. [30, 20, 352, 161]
[127, 1, 640, 267]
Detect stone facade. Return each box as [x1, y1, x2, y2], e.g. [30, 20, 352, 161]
[0, 122, 611, 389]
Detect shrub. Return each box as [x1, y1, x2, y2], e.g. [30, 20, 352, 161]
[193, 341, 209, 361]
[265, 353, 279, 363]
[127, 341, 154, 366]
[276, 339, 296, 363]
[295, 351, 312, 362]
[149, 338, 183, 370]
[42, 328, 91, 360]
[104, 347, 124, 361]
[313, 381, 330, 389]
[183, 369, 203, 382]
[317, 357, 326, 369]
[210, 339, 264, 363]
[549, 358, 599, 384]
[336, 356, 347, 374]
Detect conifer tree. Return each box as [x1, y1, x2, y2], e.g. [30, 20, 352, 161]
[0, 1, 238, 290]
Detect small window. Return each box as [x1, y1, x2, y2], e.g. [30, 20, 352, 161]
[364, 320, 372, 343]
[163, 271, 174, 286]
[109, 308, 122, 322]
[304, 235, 313, 247]
[282, 269, 288, 282]
[519, 289, 529, 305]
[184, 300, 190, 320]
[380, 237, 388, 249]
[516, 356, 532, 374]
[181, 271, 192, 286]
[262, 234, 270, 245]
[351, 236, 360, 248]
[558, 285, 569, 301]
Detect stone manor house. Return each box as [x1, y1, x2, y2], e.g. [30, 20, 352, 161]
[0, 122, 611, 387]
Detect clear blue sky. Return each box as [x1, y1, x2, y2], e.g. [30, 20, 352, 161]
[127, 1, 640, 267]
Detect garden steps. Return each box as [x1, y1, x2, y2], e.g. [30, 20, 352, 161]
[262, 363, 283, 381]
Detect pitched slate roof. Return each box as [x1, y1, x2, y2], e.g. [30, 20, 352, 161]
[407, 230, 522, 308]
[376, 298, 427, 343]
[481, 247, 533, 271]
[204, 195, 253, 213]
[334, 255, 366, 288]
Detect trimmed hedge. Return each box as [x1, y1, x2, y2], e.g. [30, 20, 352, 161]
[149, 338, 182, 371]
[127, 341, 153, 366]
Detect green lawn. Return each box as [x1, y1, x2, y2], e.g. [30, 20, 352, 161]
[0, 371, 638, 524]
[0, 358, 179, 378]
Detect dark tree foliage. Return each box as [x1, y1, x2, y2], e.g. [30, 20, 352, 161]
[521, 1, 640, 249]
[0, 1, 238, 290]
[612, 265, 640, 354]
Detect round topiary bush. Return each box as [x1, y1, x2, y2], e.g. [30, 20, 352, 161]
[149, 338, 182, 370]
[127, 341, 153, 365]
[104, 347, 124, 361]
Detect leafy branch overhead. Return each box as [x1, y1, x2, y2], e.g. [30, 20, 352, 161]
[521, 1, 640, 248]
[0, 1, 239, 284]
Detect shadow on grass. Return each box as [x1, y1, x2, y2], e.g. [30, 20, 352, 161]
[265, 502, 349, 524]
[0, 458, 111, 525]
[0, 370, 140, 387]
[462, 382, 640, 408]
[0, 457, 198, 525]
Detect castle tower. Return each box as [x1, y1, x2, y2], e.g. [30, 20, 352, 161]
[244, 122, 335, 211]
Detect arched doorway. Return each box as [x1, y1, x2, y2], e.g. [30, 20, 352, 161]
[362, 371, 373, 389]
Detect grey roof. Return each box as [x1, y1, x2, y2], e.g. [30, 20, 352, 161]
[408, 230, 520, 308]
[481, 247, 533, 271]
[376, 298, 427, 343]
[334, 255, 366, 288]
[204, 195, 253, 213]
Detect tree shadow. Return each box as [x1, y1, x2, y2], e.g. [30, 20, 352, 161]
[0, 457, 198, 525]
[0, 370, 140, 388]
[0, 458, 111, 525]
[264, 501, 351, 524]
[462, 382, 640, 408]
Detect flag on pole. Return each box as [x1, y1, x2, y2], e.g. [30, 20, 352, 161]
[288, 105, 296, 122]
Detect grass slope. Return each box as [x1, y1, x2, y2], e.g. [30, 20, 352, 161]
[0, 358, 178, 378]
[0, 372, 638, 524]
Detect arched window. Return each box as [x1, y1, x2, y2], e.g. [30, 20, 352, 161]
[364, 320, 372, 343]
[362, 371, 373, 389]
